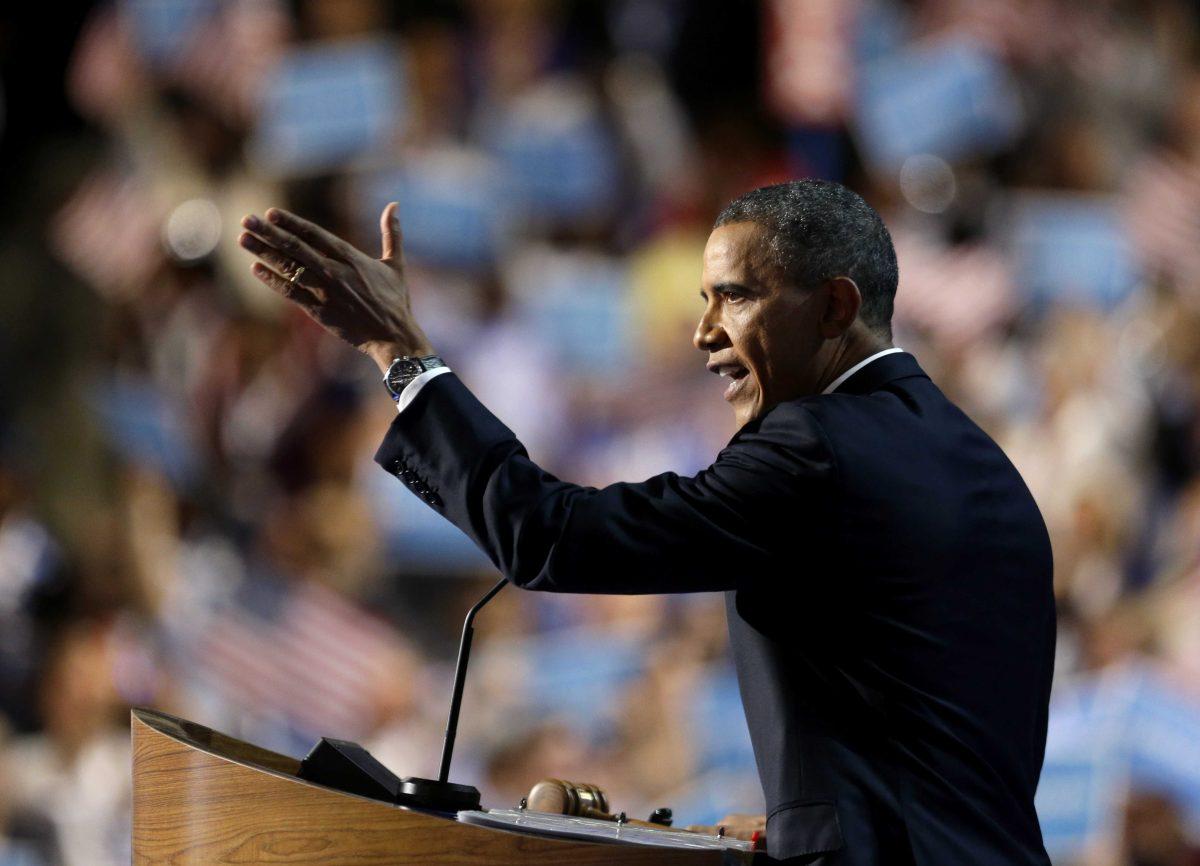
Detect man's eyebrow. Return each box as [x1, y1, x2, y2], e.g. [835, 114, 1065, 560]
[700, 279, 753, 299]
[700, 282, 754, 300]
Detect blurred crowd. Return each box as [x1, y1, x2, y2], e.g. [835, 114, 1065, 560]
[2, 0, 1200, 864]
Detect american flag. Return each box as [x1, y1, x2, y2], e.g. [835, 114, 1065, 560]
[196, 579, 410, 740]
[47, 167, 165, 301]
[891, 228, 1017, 350]
[66, 1, 289, 128]
[1123, 151, 1200, 299]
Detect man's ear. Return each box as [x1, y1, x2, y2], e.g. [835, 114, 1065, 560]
[819, 276, 863, 338]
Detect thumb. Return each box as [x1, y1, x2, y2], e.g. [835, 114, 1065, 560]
[380, 201, 404, 265]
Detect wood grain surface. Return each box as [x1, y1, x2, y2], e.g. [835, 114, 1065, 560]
[131, 709, 746, 865]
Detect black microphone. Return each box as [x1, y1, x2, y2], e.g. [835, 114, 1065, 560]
[395, 577, 508, 812]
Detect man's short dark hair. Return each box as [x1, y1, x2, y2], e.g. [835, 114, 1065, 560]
[714, 180, 899, 339]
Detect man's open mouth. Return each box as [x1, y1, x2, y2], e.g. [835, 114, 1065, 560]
[707, 362, 750, 401]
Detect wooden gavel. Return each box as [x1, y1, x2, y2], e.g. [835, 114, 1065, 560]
[524, 779, 674, 830]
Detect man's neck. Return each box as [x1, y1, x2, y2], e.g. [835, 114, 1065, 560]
[813, 332, 894, 395]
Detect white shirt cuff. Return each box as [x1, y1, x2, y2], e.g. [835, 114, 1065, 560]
[396, 366, 452, 412]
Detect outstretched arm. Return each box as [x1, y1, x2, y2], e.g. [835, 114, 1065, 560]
[240, 204, 837, 594]
[374, 371, 836, 595]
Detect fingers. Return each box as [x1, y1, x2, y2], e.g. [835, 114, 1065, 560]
[249, 261, 324, 308]
[380, 201, 404, 264]
[238, 233, 326, 300]
[683, 823, 758, 842]
[263, 207, 354, 261]
[719, 814, 765, 828]
[240, 214, 329, 273]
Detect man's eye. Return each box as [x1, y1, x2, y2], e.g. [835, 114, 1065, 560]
[722, 291, 746, 303]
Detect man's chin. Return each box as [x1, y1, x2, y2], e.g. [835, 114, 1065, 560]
[732, 398, 761, 430]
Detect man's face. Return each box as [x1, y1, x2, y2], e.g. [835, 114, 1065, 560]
[695, 221, 827, 428]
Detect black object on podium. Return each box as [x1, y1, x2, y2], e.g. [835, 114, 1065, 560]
[299, 738, 401, 803]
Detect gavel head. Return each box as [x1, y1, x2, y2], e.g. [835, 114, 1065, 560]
[526, 779, 611, 818]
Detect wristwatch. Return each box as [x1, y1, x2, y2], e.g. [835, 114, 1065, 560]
[384, 354, 446, 401]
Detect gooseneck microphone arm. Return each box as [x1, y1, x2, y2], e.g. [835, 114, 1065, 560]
[391, 577, 508, 812]
[438, 577, 508, 784]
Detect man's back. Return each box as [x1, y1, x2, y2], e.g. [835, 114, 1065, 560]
[727, 351, 1055, 864]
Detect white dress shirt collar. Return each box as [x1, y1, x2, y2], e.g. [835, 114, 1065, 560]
[821, 347, 905, 395]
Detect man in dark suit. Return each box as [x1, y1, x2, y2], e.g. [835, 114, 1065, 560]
[239, 180, 1056, 865]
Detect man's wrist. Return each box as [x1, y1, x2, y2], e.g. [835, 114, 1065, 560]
[364, 334, 434, 374]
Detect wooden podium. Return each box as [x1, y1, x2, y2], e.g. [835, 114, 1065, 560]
[132, 709, 753, 865]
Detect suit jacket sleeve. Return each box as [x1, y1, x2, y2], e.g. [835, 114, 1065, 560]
[373, 373, 838, 594]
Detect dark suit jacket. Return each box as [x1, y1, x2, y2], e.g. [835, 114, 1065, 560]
[374, 352, 1056, 865]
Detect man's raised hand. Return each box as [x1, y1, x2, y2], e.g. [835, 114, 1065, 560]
[238, 203, 432, 372]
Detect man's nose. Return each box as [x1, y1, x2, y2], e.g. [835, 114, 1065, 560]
[693, 312, 727, 352]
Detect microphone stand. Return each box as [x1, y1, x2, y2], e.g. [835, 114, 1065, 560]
[438, 577, 508, 783]
[398, 577, 508, 812]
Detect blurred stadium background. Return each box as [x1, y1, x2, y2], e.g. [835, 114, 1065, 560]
[2, 0, 1200, 863]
